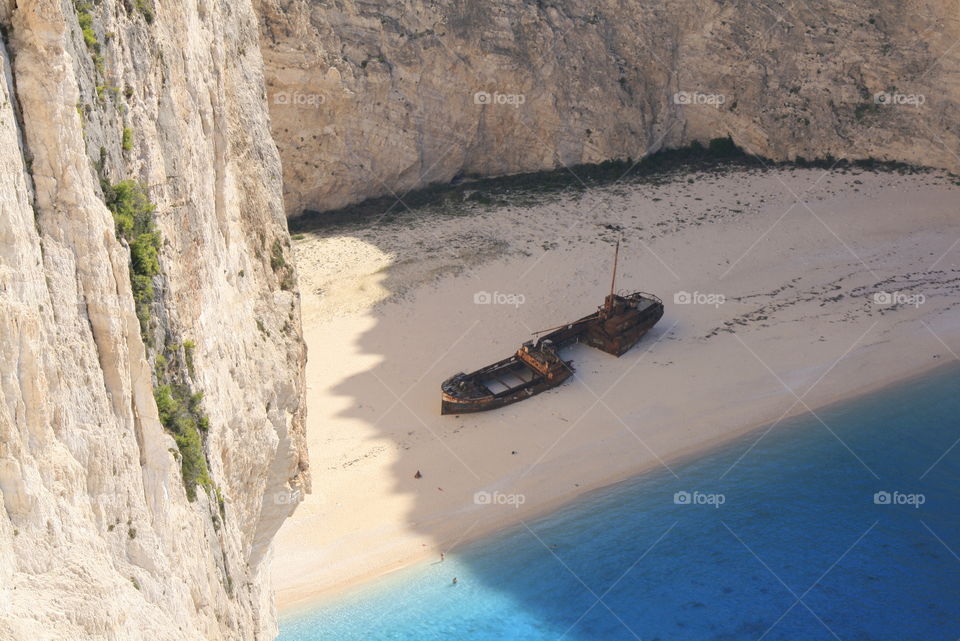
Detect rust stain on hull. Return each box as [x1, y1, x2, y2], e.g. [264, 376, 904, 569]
[440, 239, 664, 415]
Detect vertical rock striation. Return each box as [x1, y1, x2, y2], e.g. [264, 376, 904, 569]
[0, 0, 307, 639]
[0, 0, 957, 637]
[255, 0, 960, 216]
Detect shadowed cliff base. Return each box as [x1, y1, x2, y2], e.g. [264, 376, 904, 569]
[289, 139, 948, 233]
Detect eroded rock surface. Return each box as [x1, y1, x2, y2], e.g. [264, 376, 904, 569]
[0, 0, 307, 638]
[256, 0, 960, 215]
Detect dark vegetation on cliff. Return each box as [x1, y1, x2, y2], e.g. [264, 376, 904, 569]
[105, 180, 160, 335]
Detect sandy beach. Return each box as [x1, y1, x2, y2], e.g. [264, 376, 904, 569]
[273, 164, 960, 611]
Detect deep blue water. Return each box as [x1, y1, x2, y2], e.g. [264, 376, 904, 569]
[280, 363, 960, 641]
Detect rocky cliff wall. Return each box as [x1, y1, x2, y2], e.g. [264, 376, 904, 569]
[256, 0, 960, 216]
[0, 0, 307, 639]
[1, 0, 957, 638]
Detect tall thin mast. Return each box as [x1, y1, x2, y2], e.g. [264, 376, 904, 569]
[606, 237, 620, 313]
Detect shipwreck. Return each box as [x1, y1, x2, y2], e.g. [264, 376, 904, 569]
[440, 240, 664, 415]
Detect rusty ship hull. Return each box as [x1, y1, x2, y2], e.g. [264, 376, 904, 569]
[583, 291, 665, 356]
[441, 239, 663, 415]
[440, 290, 664, 415]
[440, 351, 575, 415]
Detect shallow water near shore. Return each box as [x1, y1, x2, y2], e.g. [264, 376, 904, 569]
[280, 362, 960, 641]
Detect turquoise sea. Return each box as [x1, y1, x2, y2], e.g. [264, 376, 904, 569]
[280, 363, 960, 640]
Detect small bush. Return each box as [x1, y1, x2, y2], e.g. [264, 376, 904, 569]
[154, 384, 175, 421]
[154, 383, 213, 501]
[270, 239, 286, 272]
[188, 391, 204, 415]
[122, 127, 134, 151]
[131, 274, 154, 330]
[105, 180, 155, 238]
[182, 340, 196, 377]
[75, 2, 98, 52]
[134, 0, 155, 23]
[270, 239, 296, 290]
[215, 487, 226, 520]
[130, 232, 160, 276]
[105, 181, 160, 337]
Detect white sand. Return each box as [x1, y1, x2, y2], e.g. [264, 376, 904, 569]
[275, 165, 960, 611]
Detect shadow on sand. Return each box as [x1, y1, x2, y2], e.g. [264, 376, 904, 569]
[285, 149, 956, 640]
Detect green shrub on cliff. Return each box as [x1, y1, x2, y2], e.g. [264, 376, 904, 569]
[101, 181, 219, 506]
[122, 127, 134, 152]
[270, 239, 286, 271]
[75, 2, 98, 52]
[154, 383, 213, 501]
[105, 179, 155, 238]
[104, 180, 160, 337]
[133, 0, 155, 24]
[74, 1, 105, 74]
[130, 231, 160, 276]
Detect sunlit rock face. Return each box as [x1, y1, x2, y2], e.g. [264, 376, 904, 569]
[0, 0, 307, 638]
[256, 0, 959, 216]
[0, 0, 956, 638]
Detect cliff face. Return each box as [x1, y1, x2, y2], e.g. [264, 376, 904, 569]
[0, 0, 307, 639]
[255, 0, 960, 216]
[0, 0, 956, 638]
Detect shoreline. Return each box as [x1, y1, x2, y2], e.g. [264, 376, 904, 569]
[275, 164, 960, 615]
[278, 354, 958, 617]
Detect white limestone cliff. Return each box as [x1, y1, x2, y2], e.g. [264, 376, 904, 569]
[0, 0, 307, 638]
[1, 0, 958, 639]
